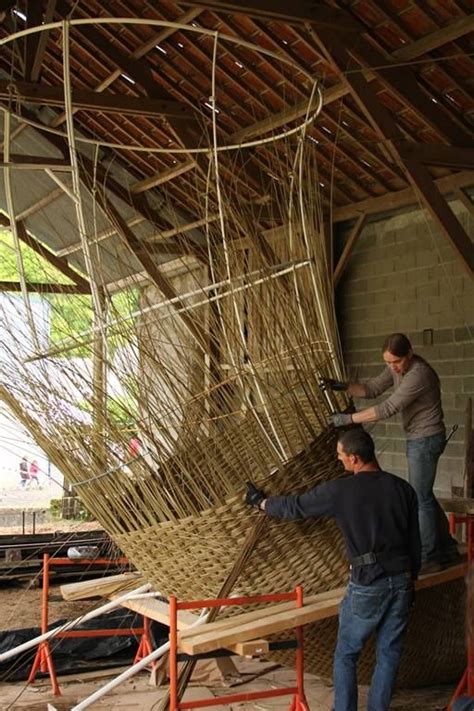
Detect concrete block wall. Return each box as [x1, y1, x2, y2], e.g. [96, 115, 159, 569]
[337, 198, 473, 495]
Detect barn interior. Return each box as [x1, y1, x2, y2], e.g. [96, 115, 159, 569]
[0, 1, 473, 709]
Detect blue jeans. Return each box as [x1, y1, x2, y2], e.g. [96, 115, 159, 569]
[333, 573, 413, 711]
[406, 432, 458, 563]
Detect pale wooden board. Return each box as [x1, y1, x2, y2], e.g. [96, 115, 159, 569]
[439, 497, 474, 515]
[179, 565, 466, 656]
[60, 573, 143, 601]
[179, 594, 343, 655]
[416, 562, 466, 589]
[178, 587, 346, 640]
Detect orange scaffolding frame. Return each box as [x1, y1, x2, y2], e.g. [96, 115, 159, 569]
[169, 585, 310, 711]
[448, 513, 474, 710]
[28, 553, 154, 696]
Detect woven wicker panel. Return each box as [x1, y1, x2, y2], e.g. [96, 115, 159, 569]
[114, 427, 465, 687]
[268, 578, 465, 687]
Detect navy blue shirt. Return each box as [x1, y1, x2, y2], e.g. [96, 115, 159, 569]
[265, 469, 421, 585]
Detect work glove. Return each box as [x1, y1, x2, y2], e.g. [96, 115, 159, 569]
[320, 378, 348, 392]
[330, 413, 353, 428]
[245, 481, 266, 508]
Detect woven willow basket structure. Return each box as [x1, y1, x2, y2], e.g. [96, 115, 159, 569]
[0, 51, 465, 686]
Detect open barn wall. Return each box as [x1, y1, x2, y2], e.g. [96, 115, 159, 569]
[337, 198, 473, 495]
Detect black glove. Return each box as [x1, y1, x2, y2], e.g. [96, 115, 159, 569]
[245, 481, 266, 508]
[330, 413, 352, 428]
[321, 378, 348, 392]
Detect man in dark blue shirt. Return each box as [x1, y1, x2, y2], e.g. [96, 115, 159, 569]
[246, 429, 421, 711]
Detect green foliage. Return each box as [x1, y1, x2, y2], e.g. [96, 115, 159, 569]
[0, 229, 139, 358]
[49, 498, 62, 521]
[78, 391, 138, 431]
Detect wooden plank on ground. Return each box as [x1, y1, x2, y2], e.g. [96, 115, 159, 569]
[60, 572, 143, 601]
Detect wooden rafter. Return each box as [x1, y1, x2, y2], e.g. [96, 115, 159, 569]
[0, 280, 89, 294]
[60, 10, 170, 101]
[0, 214, 91, 292]
[131, 161, 196, 194]
[0, 79, 192, 118]
[333, 171, 474, 223]
[345, 41, 473, 146]
[181, 0, 357, 29]
[24, 0, 43, 82]
[28, 0, 57, 82]
[396, 142, 474, 171]
[309, 31, 473, 275]
[16, 186, 66, 221]
[334, 213, 367, 287]
[231, 14, 474, 146]
[48, 7, 203, 129]
[455, 189, 474, 217]
[391, 15, 474, 61]
[0, 153, 71, 171]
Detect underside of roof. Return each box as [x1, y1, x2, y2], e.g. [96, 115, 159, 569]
[0, 0, 473, 291]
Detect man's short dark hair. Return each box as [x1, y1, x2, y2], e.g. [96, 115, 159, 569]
[382, 332, 412, 357]
[338, 429, 375, 463]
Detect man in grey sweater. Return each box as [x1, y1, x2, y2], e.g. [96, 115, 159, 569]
[328, 333, 459, 571]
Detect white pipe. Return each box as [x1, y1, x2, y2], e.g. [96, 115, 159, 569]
[71, 609, 209, 710]
[0, 583, 151, 663]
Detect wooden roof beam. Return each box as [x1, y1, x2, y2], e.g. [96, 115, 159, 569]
[24, 0, 43, 82]
[0, 79, 191, 118]
[345, 41, 473, 146]
[334, 213, 367, 287]
[49, 7, 203, 129]
[232, 15, 474, 145]
[0, 280, 89, 294]
[0, 153, 71, 171]
[131, 161, 196, 194]
[59, 9, 172, 101]
[181, 0, 357, 29]
[310, 34, 473, 275]
[27, 0, 57, 82]
[455, 189, 474, 217]
[397, 142, 474, 171]
[0, 214, 91, 291]
[391, 15, 474, 60]
[333, 170, 474, 223]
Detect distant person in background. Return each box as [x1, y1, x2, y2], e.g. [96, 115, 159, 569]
[19, 456, 29, 488]
[128, 435, 142, 459]
[28, 459, 41, 489]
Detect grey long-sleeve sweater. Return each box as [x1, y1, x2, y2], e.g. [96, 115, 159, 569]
[361, 355, 445, 439]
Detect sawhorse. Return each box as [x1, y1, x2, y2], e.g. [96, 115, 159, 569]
[28, 553, 154, 695]
[448, 513, 474, 709]
[169, 586, 310, 711]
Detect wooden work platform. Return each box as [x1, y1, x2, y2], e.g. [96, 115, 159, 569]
[61, 562, 466, 657]
[439, 498, 474, 515]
